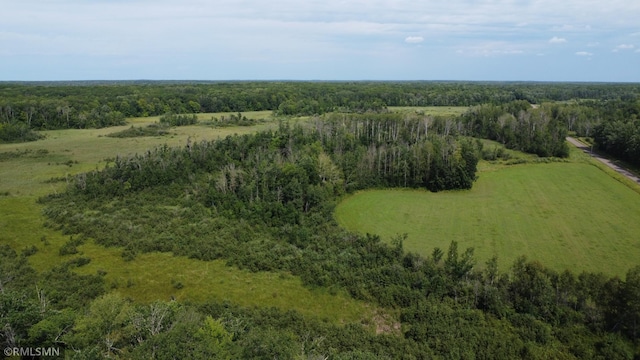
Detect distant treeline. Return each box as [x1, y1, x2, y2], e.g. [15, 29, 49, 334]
[2, 81, 639, 164]
[2, 81, 639, 129]
[36, 116, 640, 357]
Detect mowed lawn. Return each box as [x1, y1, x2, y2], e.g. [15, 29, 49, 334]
[335, 162, 640, 276]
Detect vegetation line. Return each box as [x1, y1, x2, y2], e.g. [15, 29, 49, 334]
[567, 136, 640, 194]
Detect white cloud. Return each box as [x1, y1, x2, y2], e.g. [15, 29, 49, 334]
[549, 36, 567, 44]
[551, 24, 591, 32]
[405, 36, 424, 44]
[613, 44, 635, 52]
[457, 42, 525, 57]
[575, 51, 593, 56]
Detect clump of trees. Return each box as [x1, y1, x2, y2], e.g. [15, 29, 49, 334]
[527, 98, 640, 166]
[594, 118, 640, 166]
[105, 124, 171, 138]
[208, 112, 259, 127]
[158, 113, 197, 126]
[0, 122, 43, 143]
[592, 100, 640, 166]
[461, 101, 570, 157]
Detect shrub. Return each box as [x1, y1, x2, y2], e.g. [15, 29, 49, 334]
[59, 236, 84, 256]
[0, 122, 44, 143]
[159, 113, 198, 126]
[106, 124, 170, 138]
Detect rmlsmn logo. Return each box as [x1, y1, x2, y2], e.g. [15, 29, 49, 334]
[4, 347, 61, 357]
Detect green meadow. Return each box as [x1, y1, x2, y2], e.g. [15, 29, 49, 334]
[335, 152, 640, 276]
[388, 106, 469, 116]
[0, 112, 372, 324]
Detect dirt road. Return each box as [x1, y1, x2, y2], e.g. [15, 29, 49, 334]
[566, 137, 640, 185]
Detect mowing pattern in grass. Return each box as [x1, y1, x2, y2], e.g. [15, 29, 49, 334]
[335, 162, 640, 276]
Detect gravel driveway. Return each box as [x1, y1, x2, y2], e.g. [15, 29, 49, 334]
[566, 137, 640, 185]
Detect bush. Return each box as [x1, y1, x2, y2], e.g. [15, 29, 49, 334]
[482, 146, 511, 161]
[21, 245, 38, 257]
[159, 113, 198, 126]
[208, 112, 259, 127]
[66, 257, 91, 267]
[0, 122, 44, 143]
[59, 236, 84, 256]
[106, 124, 170, 138]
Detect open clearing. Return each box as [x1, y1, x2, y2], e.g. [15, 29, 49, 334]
[388, 106, 469, 117]
[0, 112, 371, 323]
[335, 160, 640, 276]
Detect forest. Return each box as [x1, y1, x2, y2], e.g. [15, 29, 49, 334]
[1, 81, 638, 162]
[1, 81, 640, 358]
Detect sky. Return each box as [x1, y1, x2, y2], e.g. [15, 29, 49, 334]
[1, 0, 639, 82]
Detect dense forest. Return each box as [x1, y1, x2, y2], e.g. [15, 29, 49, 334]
[1, 81, 640, 128]
[21, 115, 639, 358]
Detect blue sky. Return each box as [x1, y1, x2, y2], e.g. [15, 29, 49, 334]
[1, 0, 639, 81]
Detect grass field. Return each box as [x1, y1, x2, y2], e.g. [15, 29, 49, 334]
[0, 111, 294, 197]
[0, 112, 373, 324]
[388, 106, 469, 117]
[335, 155, 640, 276]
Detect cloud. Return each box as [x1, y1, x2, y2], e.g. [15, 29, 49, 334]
[456, 42, 525, 57]
[405, 36, 424, 44]
[613, 44, 635, 52]
[575, 51, 593, 56]
[551, 25, 591, 32]
[549, 36, 567, 44]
